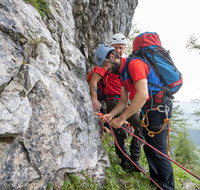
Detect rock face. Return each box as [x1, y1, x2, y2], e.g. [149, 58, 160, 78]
[0, 0, 138, 189]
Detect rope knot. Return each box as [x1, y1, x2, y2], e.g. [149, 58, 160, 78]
[164, 118, 171, 123]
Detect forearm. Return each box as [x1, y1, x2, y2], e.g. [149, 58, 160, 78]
[89, 73, 103, 111]
[108, 86, 128, 118]
[90, 82, 98, 100]
[118, 79, 148, 122]
[108, 98, 127, 118]
[120, 92, 146, 121]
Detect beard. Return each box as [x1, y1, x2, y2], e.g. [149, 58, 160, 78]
[111, 64, 119, 74]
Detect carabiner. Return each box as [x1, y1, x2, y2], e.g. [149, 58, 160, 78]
[157, 105, 166, 113]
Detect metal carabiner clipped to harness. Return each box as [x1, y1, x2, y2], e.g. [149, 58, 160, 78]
[157, 105, 165, 113]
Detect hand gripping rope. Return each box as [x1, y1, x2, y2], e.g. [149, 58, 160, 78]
[94, 112, 200, 189]
[141, 105, 171, 156]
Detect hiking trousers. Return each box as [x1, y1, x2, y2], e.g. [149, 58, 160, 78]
[106, 99, 143, 162]
[143, 123, 175, 190]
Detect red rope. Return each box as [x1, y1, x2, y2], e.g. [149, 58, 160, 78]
[121, 126, 200, 181]
[109, 125, 163, 190]
[98, 111, 104, 134]
[99, 115, 200, 181]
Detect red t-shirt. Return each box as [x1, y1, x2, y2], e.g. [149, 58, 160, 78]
[119, 57, 150, 100]
[93, 66, 106, 76]
[103, 72, 122, 96]
[94, 67, 122, 97]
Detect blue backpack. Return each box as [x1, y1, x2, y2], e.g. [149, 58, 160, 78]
[129, 32, 183, 100]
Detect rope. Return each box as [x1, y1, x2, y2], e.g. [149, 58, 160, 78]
[95, 113, 200, 182]
[109, 122, 163, 190]
[95, 113, 162, 190]
[98, 111, 104, 134]
[141, 107, 171, 156]
[141, 108, 167, 137]
[122, 124, 200, 181]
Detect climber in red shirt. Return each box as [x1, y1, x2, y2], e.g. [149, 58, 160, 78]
[89, 33, 145, 172]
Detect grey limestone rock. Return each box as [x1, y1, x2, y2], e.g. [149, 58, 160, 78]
[0, 0, 138, 189]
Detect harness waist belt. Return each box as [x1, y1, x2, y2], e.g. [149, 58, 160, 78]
[105, 95, 121, 100]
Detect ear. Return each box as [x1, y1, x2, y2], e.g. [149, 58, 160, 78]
[110, 53, 115, 61]
[123, 47, 126, 53]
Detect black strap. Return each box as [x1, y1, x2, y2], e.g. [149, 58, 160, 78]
[99, 78, 104, 88]
[106, 95, 120, 99]
[148, 81, 164, 90]
[103, 60, 120, 70]
[149, 85, 153, 109]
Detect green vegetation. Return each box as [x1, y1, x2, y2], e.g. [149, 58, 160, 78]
[28, 36, 45, 58]
[48, 130, 200, 189]
[0, 136, 16, 143]
[101, 133, 200, 189]
[47, 172, 98, 190]
[24, 0, 49, 19]
[188, 128, 200, 149]
[171, 102, 200, 173]
[60, 173, 98, 190]
[29, 36, 45, 46]
[186, 34, 200, 53]
[190, 100, 200, 123]
[124, 25, 140, 56]
[101, 133, 153, 190]
[46, 183, 53, 190]
[186, 35, 200, 123]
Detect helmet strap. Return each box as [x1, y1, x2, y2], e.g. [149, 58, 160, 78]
[104, 60, 119, 69]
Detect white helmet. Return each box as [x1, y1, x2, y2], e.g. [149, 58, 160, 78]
[110, 33, 127, 45]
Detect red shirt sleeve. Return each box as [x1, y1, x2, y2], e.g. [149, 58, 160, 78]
[128, 59, 149, 84]
[94, 66, 106, 76]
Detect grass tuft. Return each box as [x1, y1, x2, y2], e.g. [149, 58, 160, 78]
[25, 0, 49, 19]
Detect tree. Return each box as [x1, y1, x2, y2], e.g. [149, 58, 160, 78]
[124, 24, 140, 56]
[170, 102, 187, 145]
[186, 34, 200, 53]
[173, 126, 199, 168]
[170, 102, 199, 168]
[191, 99, 200, 122]
[186, 35, 200, 123]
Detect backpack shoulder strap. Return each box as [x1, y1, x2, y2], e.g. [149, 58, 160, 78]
[99, 77, 104, 88]
[126, 54, 136, 83]
[126, 54, 148, 83]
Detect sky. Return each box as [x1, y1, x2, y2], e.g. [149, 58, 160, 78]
[132, 0, 200, 102]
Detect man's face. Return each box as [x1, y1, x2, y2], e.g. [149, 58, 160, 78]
[112, 44, 126, 57]
[101, 60, 113, 72]
[101, 59, 118, 74]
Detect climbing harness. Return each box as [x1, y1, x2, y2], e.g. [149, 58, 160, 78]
[141, 104, 171, 156]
